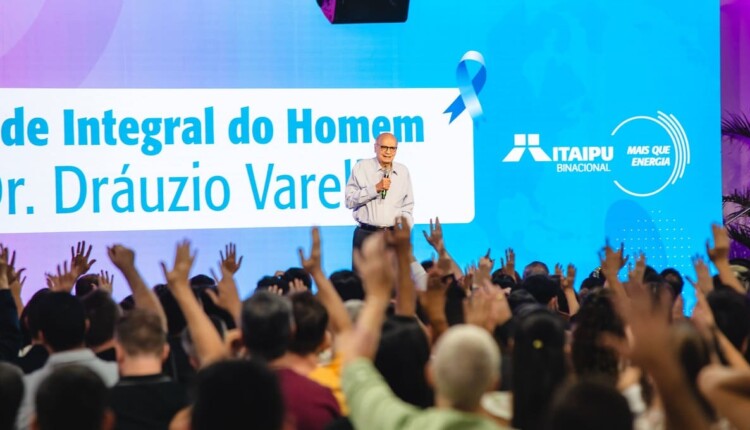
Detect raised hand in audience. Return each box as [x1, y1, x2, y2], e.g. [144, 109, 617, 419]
[207, 244, 244, 325]
[604, 272, 712, 430]
[288, 278, 308, 294]
[219, 242, 243, 275]
[464, 281, 511, 333]
[97, 270, 114, 294]
[422, 217, 462, 279]
[386, 216, 416, 317]
[599, 240, 629, 303]
[70, 240, 96, 275]
[475, 248, 494, 287]
[501, 247, 516, 281]
[107, 244, 167, 329]
[706, 224, 744, 293]
[161, 240, 226, 367]
[561, 263, 579, 316]
[418, 261, 452, 342]
[686, 254, 713, 295]
[298, 226, 351, 334]
[46, 261, 79, 294]
[0, 244, 25, 313]
[340, 233, 395, 364]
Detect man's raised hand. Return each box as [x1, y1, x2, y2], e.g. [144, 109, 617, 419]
[219, 243, 243, 275]
[160, 240, 195, 295]
[71, 241, 96, 275]
[298, 227, 323, 275]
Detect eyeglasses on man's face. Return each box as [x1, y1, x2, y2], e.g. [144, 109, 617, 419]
[378, 145, 398, 153]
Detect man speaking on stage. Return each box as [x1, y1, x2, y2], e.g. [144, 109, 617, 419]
[345, 132, 414, 250]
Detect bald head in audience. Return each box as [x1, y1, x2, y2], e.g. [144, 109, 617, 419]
[431, 325, 501, 411]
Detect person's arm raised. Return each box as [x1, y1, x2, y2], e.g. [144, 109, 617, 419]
[561, 263, 579, 317]
[0, 244, 25, 314]
[161, 241, 227, 367]
[422, 217, 463, 280]
[386, 217, 417, 317]
[108, 244, 168, 331]
[205, 243, 244, 327]
[707, 224, 745, 294]
[298, 227, 351, 334]
[604, 274, 712, 430]
[340, 233, 396, 364]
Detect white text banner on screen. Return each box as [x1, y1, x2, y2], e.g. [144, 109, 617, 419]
[0, 89, 474, 233]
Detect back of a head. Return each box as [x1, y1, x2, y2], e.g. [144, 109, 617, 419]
[707, 289, 750, 352]
[35, 365, 110, 430]
[75, 274, 100, 298]
[375, 315, 433, 408]
[571, 289, 625, 386]
[37, 292, 87, 352]
[433, 325, 500, 411]
[522, 275, 560, 306]
[241, 291, 293, 361]
[256, 275, 287, 295]
[546, 379, 632, 430]
[115, 309, 167, 357]
[154, 284, 188, 336]
[20, 288, 52, 346]
[523, 261, 549, 279]
[82, 290, 122, 349]
[289, 292, 329, 355]
[283, 267, 312, 289]
[512, 308, 567, 430]
[660, 268, 685, 298]
[329, 270, 365, 301]
[191, 359, 284, 430]
[0, 362, 24, 430]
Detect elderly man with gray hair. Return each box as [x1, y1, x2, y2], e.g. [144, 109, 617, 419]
[340, 232, 505, 430]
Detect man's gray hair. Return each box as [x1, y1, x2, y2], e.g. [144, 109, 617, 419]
[433, 324, 501, 410]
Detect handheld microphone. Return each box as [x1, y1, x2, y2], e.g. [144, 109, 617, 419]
[381, 168, 390, 199]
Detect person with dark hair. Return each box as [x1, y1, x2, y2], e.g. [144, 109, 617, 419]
[374, 315, 433, 408]
[16, 289, 51, 374]
[190, 359, 285, 430]
[283, 267, 312, 290]
[17, 292, 118, 429]
[661, 267, 685, 298]
[329, 270, 364, 302]
[75, 274, 100, 298]
[241, 291, 340, 430]
[256, 275, 287, 295]
[521, 275, 559, 307]
[571, 288, 625, 387]
[0, 362, 24, 430]
[522, 261, 549, 279]
[153, 284, 195, 385]
[707, 289, 750, 354]
[546, 379, 633, 430]
[33, 365, 113, 430]
[111, 309, 187, 430]
[511, 307, 567, 430]
[0, 276, 22, 365]
[82, 290, 122, 362]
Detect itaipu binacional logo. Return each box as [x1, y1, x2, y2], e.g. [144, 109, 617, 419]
[501, 111, 690, 198]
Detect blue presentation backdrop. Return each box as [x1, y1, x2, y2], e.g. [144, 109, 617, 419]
[0, 0, 719, 311]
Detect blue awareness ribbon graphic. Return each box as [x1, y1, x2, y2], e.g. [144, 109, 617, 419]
[444, 50, 486, 123]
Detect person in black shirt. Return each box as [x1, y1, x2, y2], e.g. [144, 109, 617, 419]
[110, 309, 187, 430]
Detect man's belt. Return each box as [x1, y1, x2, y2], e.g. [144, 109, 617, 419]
[357, 223, 395, 232]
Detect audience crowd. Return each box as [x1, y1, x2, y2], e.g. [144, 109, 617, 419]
[1, 218, 750, 430]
